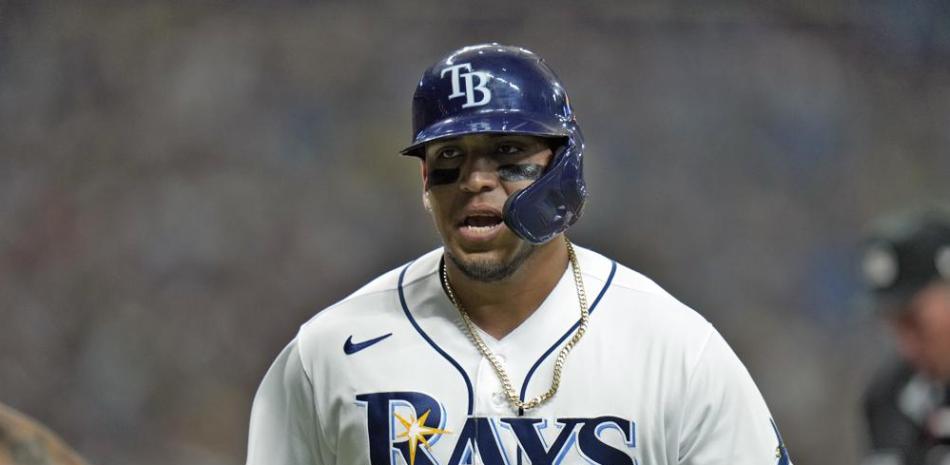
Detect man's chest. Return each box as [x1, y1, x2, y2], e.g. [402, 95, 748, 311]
[317, 331, 675, 465]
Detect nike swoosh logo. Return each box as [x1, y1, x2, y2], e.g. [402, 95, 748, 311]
[344, 333, 393, 355]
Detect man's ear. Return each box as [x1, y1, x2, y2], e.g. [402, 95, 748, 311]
[420, 161, 431, 211]
[420, 160, 429, 191]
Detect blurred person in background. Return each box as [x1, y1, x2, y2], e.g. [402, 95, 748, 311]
[861, 209, 950, 465]
[0, 403, 89, 465]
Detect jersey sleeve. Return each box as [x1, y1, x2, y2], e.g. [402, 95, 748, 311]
[676, 329, 791, 465]
[246, 338, 330, 465]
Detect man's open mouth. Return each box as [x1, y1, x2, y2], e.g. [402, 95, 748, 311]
[461, 214, 503, 231]
[456, 208, 506, 235]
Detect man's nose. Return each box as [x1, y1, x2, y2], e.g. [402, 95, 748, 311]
[459, 156, 499, 193]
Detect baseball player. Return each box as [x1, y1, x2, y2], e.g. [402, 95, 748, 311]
[246, 43, 790, 465]
[860, 210, 950, 465]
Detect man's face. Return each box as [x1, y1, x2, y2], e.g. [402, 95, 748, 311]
[888, 282, 950, 381]
[422, 134, 554, 282]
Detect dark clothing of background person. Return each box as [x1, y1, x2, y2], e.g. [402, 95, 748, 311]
[863, 358, 950, 465]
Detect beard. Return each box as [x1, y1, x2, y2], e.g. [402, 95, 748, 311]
[446, 242, 538, 282]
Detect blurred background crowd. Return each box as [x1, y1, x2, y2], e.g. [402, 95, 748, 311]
[2, 1, 950, 464]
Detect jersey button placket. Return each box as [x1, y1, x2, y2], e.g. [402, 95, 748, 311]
[490, 348, 515, 414]
[491, 391, 507, 409]
[489, 354, 509, 409]
[474, 340, 515, 416]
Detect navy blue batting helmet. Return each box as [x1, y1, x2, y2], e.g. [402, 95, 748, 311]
[401, 43, 587, 244]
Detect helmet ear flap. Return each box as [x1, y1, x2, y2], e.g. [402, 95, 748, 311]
[503, 133, 587, 244]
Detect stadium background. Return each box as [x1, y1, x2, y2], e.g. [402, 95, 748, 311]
[2, 1, 950, 464]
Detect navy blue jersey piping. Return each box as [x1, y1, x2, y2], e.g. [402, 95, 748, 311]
[517, 260, 618, 416]
[397, 261, 475, 415]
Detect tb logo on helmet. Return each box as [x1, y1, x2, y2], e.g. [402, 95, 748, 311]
[440, 63, 492, 108]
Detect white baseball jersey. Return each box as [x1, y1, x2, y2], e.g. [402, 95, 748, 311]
[246, 245, 791, 465]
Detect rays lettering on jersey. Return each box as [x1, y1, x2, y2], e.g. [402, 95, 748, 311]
[440, 63, 492, 108]
[356, 392, 637, 465]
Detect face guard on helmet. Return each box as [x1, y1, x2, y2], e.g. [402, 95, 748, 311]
[401, 43, 588, 245]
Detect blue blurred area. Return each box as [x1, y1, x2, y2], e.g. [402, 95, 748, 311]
[1, 1, 949, 464]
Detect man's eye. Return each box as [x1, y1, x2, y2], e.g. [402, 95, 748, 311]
[496, 144, 523, 155]
[438, 148, 463, 159]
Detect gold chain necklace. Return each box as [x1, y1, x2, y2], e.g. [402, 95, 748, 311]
[441, 237, 590, 412]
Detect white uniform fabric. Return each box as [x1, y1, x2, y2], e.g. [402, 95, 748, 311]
[246, 246, 791, 465]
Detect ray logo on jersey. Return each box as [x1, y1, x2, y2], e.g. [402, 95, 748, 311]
[356, 391, 638, 465]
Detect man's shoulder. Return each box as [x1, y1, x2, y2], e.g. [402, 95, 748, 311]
[578, 246, 706, 314]
[576, 245, 714, 342]
[294, 248, 442, 344]
[575, 244, 683, 302]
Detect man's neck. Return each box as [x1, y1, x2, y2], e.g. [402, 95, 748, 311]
[444, 238, 570, 340]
